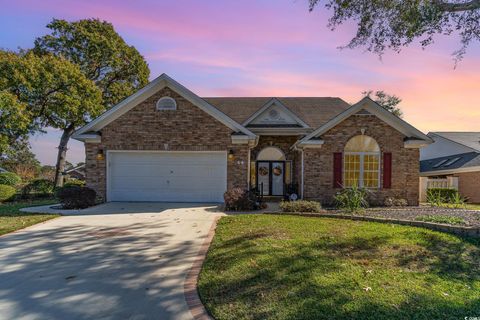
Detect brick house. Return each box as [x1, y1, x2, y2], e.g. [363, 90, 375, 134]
[420, 132, 480, 203]
[73, 74, 432, 205]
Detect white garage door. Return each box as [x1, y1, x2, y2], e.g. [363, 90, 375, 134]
[107, 151, 227, 202]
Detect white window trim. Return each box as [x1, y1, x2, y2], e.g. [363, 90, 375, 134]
[344, 151, 381, 189]
[156, 96, 177, 111]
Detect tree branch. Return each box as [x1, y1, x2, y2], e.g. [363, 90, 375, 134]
[433, 0, 480, 12]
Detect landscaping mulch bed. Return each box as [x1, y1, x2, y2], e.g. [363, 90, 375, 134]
[325, 206, 480, 227]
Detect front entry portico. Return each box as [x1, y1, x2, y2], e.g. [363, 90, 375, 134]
[251, 145, 295, 197]
[256, 161, 286, 196]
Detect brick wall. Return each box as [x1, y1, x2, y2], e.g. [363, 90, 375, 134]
[454, 171, 480, 203]
[85, 87, 248, 201]
[303, 115, 420, 206]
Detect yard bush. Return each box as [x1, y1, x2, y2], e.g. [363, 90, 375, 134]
[334, 186, 369, 212]
[224, 188, 259, 211]
[279, 200, 322, 213]
[426, 188, 458, 203]
[21, 179, 55, 198]
[0, 172, 21, 187]
[426, 188, 466, 207]
[384, 196, 408, 207]
[63, 179, 86, 187]
[55, 186, 96, 209]
[0, 184, 16, 202]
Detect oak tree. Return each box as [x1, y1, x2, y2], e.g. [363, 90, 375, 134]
[308, 0, 480, 61]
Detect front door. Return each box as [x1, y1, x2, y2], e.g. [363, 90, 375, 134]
[256, 161, 285, 196]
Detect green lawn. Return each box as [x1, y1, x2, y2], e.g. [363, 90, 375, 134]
[0, 199, 59, 236]
[429, 203, 480, 210]
[199, 215, 480, 320]
[465, 203, 480, 210]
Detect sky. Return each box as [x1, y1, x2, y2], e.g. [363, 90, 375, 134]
[1, 0, 479, 165]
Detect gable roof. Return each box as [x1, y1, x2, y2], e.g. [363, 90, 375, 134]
[73, 74, 256, 141]
[203, 97, 350, 128]
[297, 97, 433, 147]
[429, 132, 480, 152]
[420, 152, 480, 175]
[242, 98, 310, 128]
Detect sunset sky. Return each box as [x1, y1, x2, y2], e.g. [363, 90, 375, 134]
[1, 0, 479, 165]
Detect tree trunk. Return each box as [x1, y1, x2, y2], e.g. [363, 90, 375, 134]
[54, 124, 76, 188]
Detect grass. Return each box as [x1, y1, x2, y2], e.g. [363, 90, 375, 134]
[429, 203, 480, 210]
[415, 215, 466, 225]
[464, 203, 480, 210]
[199, 215, 480, 320]
[0, 199, 59, 236]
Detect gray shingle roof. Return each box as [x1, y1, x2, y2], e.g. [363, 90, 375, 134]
[430, 132, 480, 152]
[420, 152, 480, 173]
[203, 97, 351, 128]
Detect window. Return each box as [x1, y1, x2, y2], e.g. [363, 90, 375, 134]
[156, 97, 177, 110]
[433, 159, 448, 168]
[443, 157, 461, 167]
[344, 135, 380, 188]
[256, 147, 285, 161]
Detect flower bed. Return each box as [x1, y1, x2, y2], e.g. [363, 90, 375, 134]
[343, 206, 480, 227]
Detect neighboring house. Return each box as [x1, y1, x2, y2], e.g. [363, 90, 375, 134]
[64, 164, 86, 180]
[72, 74, 432, 205]
[420, 132, 480, 203]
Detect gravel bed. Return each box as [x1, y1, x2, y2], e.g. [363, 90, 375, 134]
[326, 206, 480, 227]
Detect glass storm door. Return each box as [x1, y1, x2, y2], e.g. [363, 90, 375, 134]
[256, 161, 285, 196]
[257, 162, 270, 195]
[271, 162, 284, 196]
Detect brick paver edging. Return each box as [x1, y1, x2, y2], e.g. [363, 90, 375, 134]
[264, 212, 480, 238]
[184, 216, 220, 320]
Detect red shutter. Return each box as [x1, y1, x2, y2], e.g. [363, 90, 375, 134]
[383, 152, 392, 189]
[333, 152, 343, 188]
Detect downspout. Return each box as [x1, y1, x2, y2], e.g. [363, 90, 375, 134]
[247, 148, 251, 189]
[247, 136, 259, 190]
[301, 148, 304, 199]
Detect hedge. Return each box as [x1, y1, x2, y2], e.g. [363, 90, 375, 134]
[280, 200, 322, 213]
[55, 186, 96, 209]
[0, 172, 21, 187]
[0, 184, 16, 202]
[426, 188, 459, 202]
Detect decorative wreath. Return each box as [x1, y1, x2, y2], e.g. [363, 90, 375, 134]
[273, 165, 283, 176]
[258, 166, 269, 176]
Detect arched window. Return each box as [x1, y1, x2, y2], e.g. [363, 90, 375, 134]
[256, 147, 285, 161]
[156, 97, 177, 111]
[344, 135, 380, 188]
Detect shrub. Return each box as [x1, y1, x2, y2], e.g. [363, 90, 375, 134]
[280, 200, 322, 213]
[384, 197, 408, 207]
[0, 172, 21, 187]
[449, 192, 467, 209]
[415, 215, 465, 225]
[426, 189, 445, 207]
[22, 179, 55, 198]
[426, 188, 458, 204]
[64, 179, 86, 187]
[224, 188, 259, 211]
[0, 184, 16, 202]
[334, 186, 369, 212]
[426, 188, 468, 208]
[56, 186, 96, 209]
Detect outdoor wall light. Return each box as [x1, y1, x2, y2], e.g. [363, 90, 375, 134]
[228, 149, 235, 160]
[96, 149, 105, 161]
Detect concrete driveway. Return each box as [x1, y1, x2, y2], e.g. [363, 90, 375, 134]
[0, 203, 223, 320]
